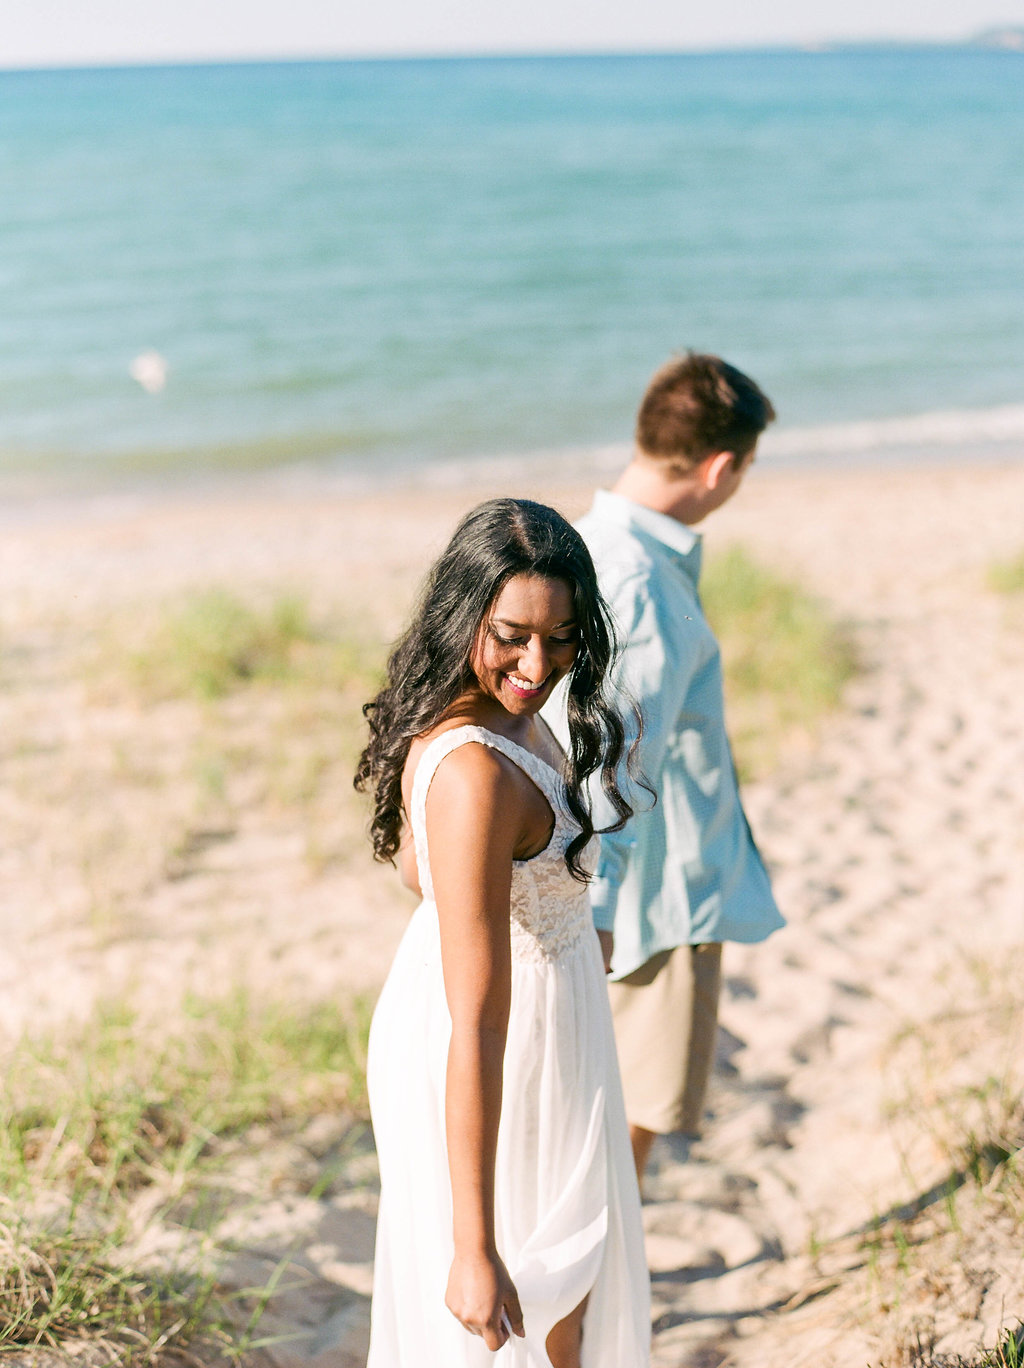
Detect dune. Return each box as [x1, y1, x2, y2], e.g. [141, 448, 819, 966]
[1, 455, 1022, 1366]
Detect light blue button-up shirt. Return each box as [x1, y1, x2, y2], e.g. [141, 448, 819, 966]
[545, 490, 784, 980]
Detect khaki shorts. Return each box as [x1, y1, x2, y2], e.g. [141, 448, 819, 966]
[607, 942, 723, 1136]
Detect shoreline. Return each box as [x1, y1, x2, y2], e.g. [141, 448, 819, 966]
[2, 421, 1023, 529]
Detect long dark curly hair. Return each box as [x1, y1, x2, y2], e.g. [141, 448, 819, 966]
[354, 498, 636, 882]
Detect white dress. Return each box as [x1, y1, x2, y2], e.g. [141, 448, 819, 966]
[366, 725, 650, 1368]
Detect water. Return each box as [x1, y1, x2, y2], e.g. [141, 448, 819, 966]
[1, 50, 1023, 484]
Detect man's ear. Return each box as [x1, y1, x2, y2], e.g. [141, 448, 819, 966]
[702, 449, 737, 490]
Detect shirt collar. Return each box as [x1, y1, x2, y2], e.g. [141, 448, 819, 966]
[590, 489, 703, 571]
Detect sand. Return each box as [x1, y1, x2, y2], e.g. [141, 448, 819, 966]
[2, 455, 1023, 1366]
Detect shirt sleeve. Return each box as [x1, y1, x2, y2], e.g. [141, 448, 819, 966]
[588, 573, 696, 933]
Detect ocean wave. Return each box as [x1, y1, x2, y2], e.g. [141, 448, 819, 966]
[421, 406, 1024, 488]
[763, 405, 1024, 458]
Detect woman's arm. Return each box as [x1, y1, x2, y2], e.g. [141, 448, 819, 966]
[425, 744, 527, 1351]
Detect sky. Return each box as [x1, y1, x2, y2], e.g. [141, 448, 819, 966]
[2, 0, 1023, 69]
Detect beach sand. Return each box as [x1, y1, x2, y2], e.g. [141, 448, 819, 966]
[2, 456, 1023, 1366]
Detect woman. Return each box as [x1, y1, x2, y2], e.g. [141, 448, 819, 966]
[356, 498, 650, 1367]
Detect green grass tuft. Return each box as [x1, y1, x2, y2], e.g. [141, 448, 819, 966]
[980, 1323, 1024, 1368]
[924, 1323, 1024, 1368]
[0, 991, 373, 1360]
[0, 1214, 229, 1357]
[702, 546, 858, 777]
[128, 588, 383, 702]
[0, 992, 373, 1197]
[154, 589, 309, 698]
[987, 554, 1024, 596]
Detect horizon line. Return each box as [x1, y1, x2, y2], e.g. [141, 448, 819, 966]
[1, 31, 1018, 77]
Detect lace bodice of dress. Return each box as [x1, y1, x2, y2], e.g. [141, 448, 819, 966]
[410, 725, 595, 964]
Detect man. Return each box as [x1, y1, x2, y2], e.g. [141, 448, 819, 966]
[550, 352, 785, 1184]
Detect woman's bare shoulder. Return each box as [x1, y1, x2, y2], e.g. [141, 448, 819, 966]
[426, 734, 517, 799]
[404, 719, 484, 781]
[402, 723, 516, 811]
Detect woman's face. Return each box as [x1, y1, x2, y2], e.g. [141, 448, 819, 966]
[469, 574, 578, 717]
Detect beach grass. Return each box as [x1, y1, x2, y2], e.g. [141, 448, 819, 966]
[987, 553, 1024, 596]
[761, 949, 1024, 1368]
[64, 586, 391, 900]
[0, 991, 372, 1360]
[126, 588, 383, 702]
[702, 546, 858, 777]
[0, 1213, 231, 1360]
[845, 951, 1024, 1366]
[975, 1324, 1024, 1368]
[950, 1324, 1024, 1368]
[1, 991, 372, 1197]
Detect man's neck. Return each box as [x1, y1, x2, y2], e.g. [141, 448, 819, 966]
[611, 457, 707, 526]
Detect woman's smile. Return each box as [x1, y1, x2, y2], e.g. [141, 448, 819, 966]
[503, 671, 552, 700]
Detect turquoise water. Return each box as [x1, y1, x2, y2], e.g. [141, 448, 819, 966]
[1, 50, 1023, 480]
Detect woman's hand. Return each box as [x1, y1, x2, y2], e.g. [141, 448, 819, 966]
[445, 1250, 525, 1351]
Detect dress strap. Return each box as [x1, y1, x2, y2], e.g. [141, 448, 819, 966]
[409, 725, 564, 901]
